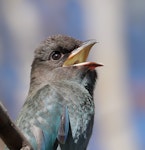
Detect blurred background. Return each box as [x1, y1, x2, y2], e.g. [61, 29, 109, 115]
[0, 0, 145, 150]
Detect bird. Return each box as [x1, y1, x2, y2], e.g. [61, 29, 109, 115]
[15, 35, 102, 150]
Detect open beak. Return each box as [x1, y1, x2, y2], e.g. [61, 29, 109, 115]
[63, 40, 103, 70]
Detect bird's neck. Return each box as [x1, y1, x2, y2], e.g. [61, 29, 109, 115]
[28, 66, 51, 97]
[28, 63, 97, 98]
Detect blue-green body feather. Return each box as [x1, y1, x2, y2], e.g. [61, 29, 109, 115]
[16, 80, 94, 150]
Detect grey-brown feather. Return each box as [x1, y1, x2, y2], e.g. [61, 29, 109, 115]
[15, 35, 97, 150]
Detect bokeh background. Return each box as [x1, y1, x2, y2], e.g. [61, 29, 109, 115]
[0, 0, 145, 150]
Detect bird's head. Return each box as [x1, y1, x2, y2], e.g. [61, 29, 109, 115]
[30, 35, 102, 94]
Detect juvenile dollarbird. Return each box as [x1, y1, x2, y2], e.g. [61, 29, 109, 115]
[16, 35, 102, 150]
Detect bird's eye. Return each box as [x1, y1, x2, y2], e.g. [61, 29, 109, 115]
[51, 51, 62, 60]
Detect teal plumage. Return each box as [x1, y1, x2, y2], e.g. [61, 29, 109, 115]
[13, 35, 99, 150]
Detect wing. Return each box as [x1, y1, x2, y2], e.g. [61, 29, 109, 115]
[51, 81, 95, 150]
[16, 81, 94, 150]
[16, 85, 69, 150]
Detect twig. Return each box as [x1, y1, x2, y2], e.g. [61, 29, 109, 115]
[0, 102, 33, 150]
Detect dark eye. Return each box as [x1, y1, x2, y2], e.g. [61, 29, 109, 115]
[51, 51, 62, 60]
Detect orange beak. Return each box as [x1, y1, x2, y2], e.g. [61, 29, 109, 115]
[63, 40, 103, 69]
